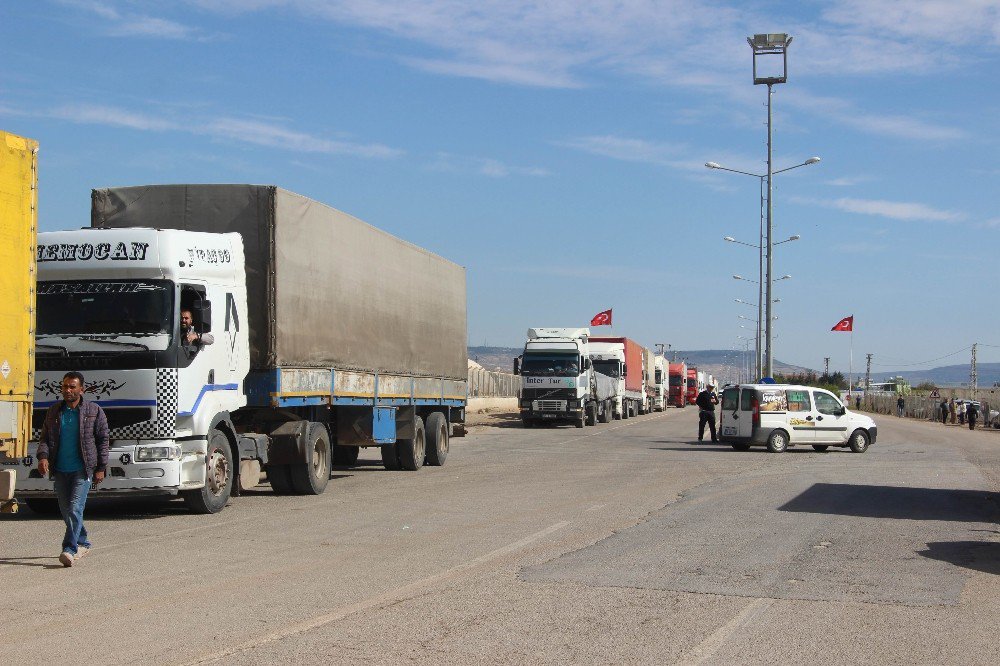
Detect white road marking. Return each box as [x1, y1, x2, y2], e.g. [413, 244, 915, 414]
[676, 597, 774, 665]
[181, 520, 572, 665]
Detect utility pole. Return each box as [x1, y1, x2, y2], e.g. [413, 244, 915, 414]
[823, 357, 830, 378]
[864, 353, 872, 408]
[655, 343, 666, 355]
[971, 343, 978, 396]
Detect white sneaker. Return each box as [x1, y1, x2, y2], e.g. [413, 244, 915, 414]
[59, 551, 74, 567]
[75, 546, 89, 560]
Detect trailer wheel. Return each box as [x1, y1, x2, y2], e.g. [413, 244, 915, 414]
[268, 464, 294, 494]
[25, 498, 60, 515]
[332, 445, 360, 466]
[585, 403, 597, 426]
[290, 422, 331, 495]
[621, 402, 630, 419]
[398, 416, 426, 470]
[598, 401, 612, 423]
[381, 443, 401, 470]
[425, 412, 449, 466]
[182, 428, 233, 513]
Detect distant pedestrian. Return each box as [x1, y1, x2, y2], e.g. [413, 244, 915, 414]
[949, 398, 956, 424]
[896, 396, 904, 417]
[967, 402, 979, 430]
[940, 399, 949, 424]
[696, 384, 719, 442]
[855, 395, 862, 409]
[36, 372, 109, 568]
[958, 400, 966, 425]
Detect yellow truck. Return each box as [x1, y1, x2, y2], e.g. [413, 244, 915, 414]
[0, 130, 38, 513]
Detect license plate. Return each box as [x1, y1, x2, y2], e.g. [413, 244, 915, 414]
[723, 426, 736, 436]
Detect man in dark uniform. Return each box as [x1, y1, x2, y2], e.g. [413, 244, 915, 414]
[696, 384, 719, 442]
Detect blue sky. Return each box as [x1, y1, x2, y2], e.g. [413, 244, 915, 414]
[4, 1, 999, 376]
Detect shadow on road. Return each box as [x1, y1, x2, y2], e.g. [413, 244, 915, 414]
[779, 483, 1000, 523]
[0, 556, 64, 570]
[918, 540, 1000, 575]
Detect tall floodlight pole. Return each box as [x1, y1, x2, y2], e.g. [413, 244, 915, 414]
[749, 33, 792, 378]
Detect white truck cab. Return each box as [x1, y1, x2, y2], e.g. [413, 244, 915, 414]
[719, 383, 878, 453]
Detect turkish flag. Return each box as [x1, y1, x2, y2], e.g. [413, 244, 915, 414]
[590, 309, 613, 327]
[831, 315, 854, 332]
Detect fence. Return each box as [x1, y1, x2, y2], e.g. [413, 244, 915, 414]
[467, 367, 520, 398]
[863, 392, 998, 427]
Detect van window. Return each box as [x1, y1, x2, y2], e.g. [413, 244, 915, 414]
[786, 389, 811, 412]
[814, 391, 842, 416]
[759, 389, 788, 412]
[722, 388, 738, 411]
[740, 389, 755, 411]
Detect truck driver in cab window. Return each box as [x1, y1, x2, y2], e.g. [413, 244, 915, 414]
[180, 309, 214, 354]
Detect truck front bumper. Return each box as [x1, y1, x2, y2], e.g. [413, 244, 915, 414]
[0, 440, 208, 496]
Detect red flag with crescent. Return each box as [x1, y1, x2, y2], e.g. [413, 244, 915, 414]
[831, 315, 854, 332]
[590, 309, 613, 327]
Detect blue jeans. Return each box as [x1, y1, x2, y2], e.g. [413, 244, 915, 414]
[53, 471, 92, 554]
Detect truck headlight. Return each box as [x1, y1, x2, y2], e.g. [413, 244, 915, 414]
[520, 400, 531, 408]
[136, 445, 181, 462]
[568, 400, 579, 409]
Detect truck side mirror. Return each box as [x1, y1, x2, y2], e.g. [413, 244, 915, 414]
[623, 364, 627, 375]
[513, 357, 521, 375]
[195, 300, 212, 333]
[584, 358, 592, 370]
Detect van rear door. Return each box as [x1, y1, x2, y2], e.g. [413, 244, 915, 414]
[737, 387, 755, 439]
[720, 387, 739, 439]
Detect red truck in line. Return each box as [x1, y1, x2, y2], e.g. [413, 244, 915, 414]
[668, 362, 687, 408]
[687, 366, 699, 405]
[590, 336, 648, 417]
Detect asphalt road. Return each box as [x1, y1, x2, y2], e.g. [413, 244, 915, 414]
[1, 408, 998, 665]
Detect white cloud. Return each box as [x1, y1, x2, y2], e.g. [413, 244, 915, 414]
[558, 135, 688, 167]
[46, 103, 402, 159]
[58, 0, 207, 40]
[825, 175, 873, 187]
[428, 153, 550, 178]
[822, 0, 1000, 46]
[803, 196, 964, 222]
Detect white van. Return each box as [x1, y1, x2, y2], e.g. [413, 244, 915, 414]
[719, 384, 878, 453]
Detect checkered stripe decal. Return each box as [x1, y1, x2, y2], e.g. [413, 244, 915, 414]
[110, 368, 178, 439]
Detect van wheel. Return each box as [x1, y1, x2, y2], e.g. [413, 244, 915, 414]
[182, 429, 233, 513]
[849, 430, 870, 453]
[766, 430, 788, 453]
[731, 442, 751, 451]
[812, 445, 829, 452]
[425, 412, 449, 466]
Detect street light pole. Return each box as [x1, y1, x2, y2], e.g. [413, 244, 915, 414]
[765, 81, 775, 377]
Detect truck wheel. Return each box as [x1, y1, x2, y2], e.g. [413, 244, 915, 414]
[621, 403, 630, 419]
[25, 498, 60, 515]
[575, 413, 585, 428]
[381, 443, 401, 470]
[598, 401, 611, 423]
[332, 445, 360, 466]
[182, 429, 234, 513]
[290, 422, 331, 495]
[397, 416, 426, 470]
[766, 430, 788, 453]
[849, 429, 870, 453]
[585, 404, 597, 426]
[425, 412, 449, 466]
[521, 417, 534, 428]
[268, 464, 294, 494]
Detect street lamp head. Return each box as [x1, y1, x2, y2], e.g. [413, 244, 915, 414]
[779, 274, 792, 280]
[732, 274, 743, 280]
[748, 33, 792, 85]
[723, 236, 735, 242]
[804, 157, 821, 165]
[706, 162, 721, 169]
[788, 234, 801, 241]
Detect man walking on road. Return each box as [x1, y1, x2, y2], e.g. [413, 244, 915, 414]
[897, 396, 905, 417]
[36, 372, 110, 567]
[940, 399, 949, 424]
[696, 384, 719, 442]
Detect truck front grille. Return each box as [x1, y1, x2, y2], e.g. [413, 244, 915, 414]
[535, 400, 567, 411]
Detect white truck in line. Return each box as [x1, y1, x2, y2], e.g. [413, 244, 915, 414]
[652, 355, 668, 411]
[4, 185, 468, 514]
[516, 328, 617, 428]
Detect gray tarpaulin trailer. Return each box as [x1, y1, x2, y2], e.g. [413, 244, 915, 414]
[91, 184, 467, 477]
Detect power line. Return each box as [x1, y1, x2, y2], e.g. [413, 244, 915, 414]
[870, 345, 972, 368]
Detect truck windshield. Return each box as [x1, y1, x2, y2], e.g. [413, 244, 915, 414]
[592, 360, 620, 378]
[520, 353, 580, 377]
[669, 376, 684, 386]
[37, 280, 173, 336]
